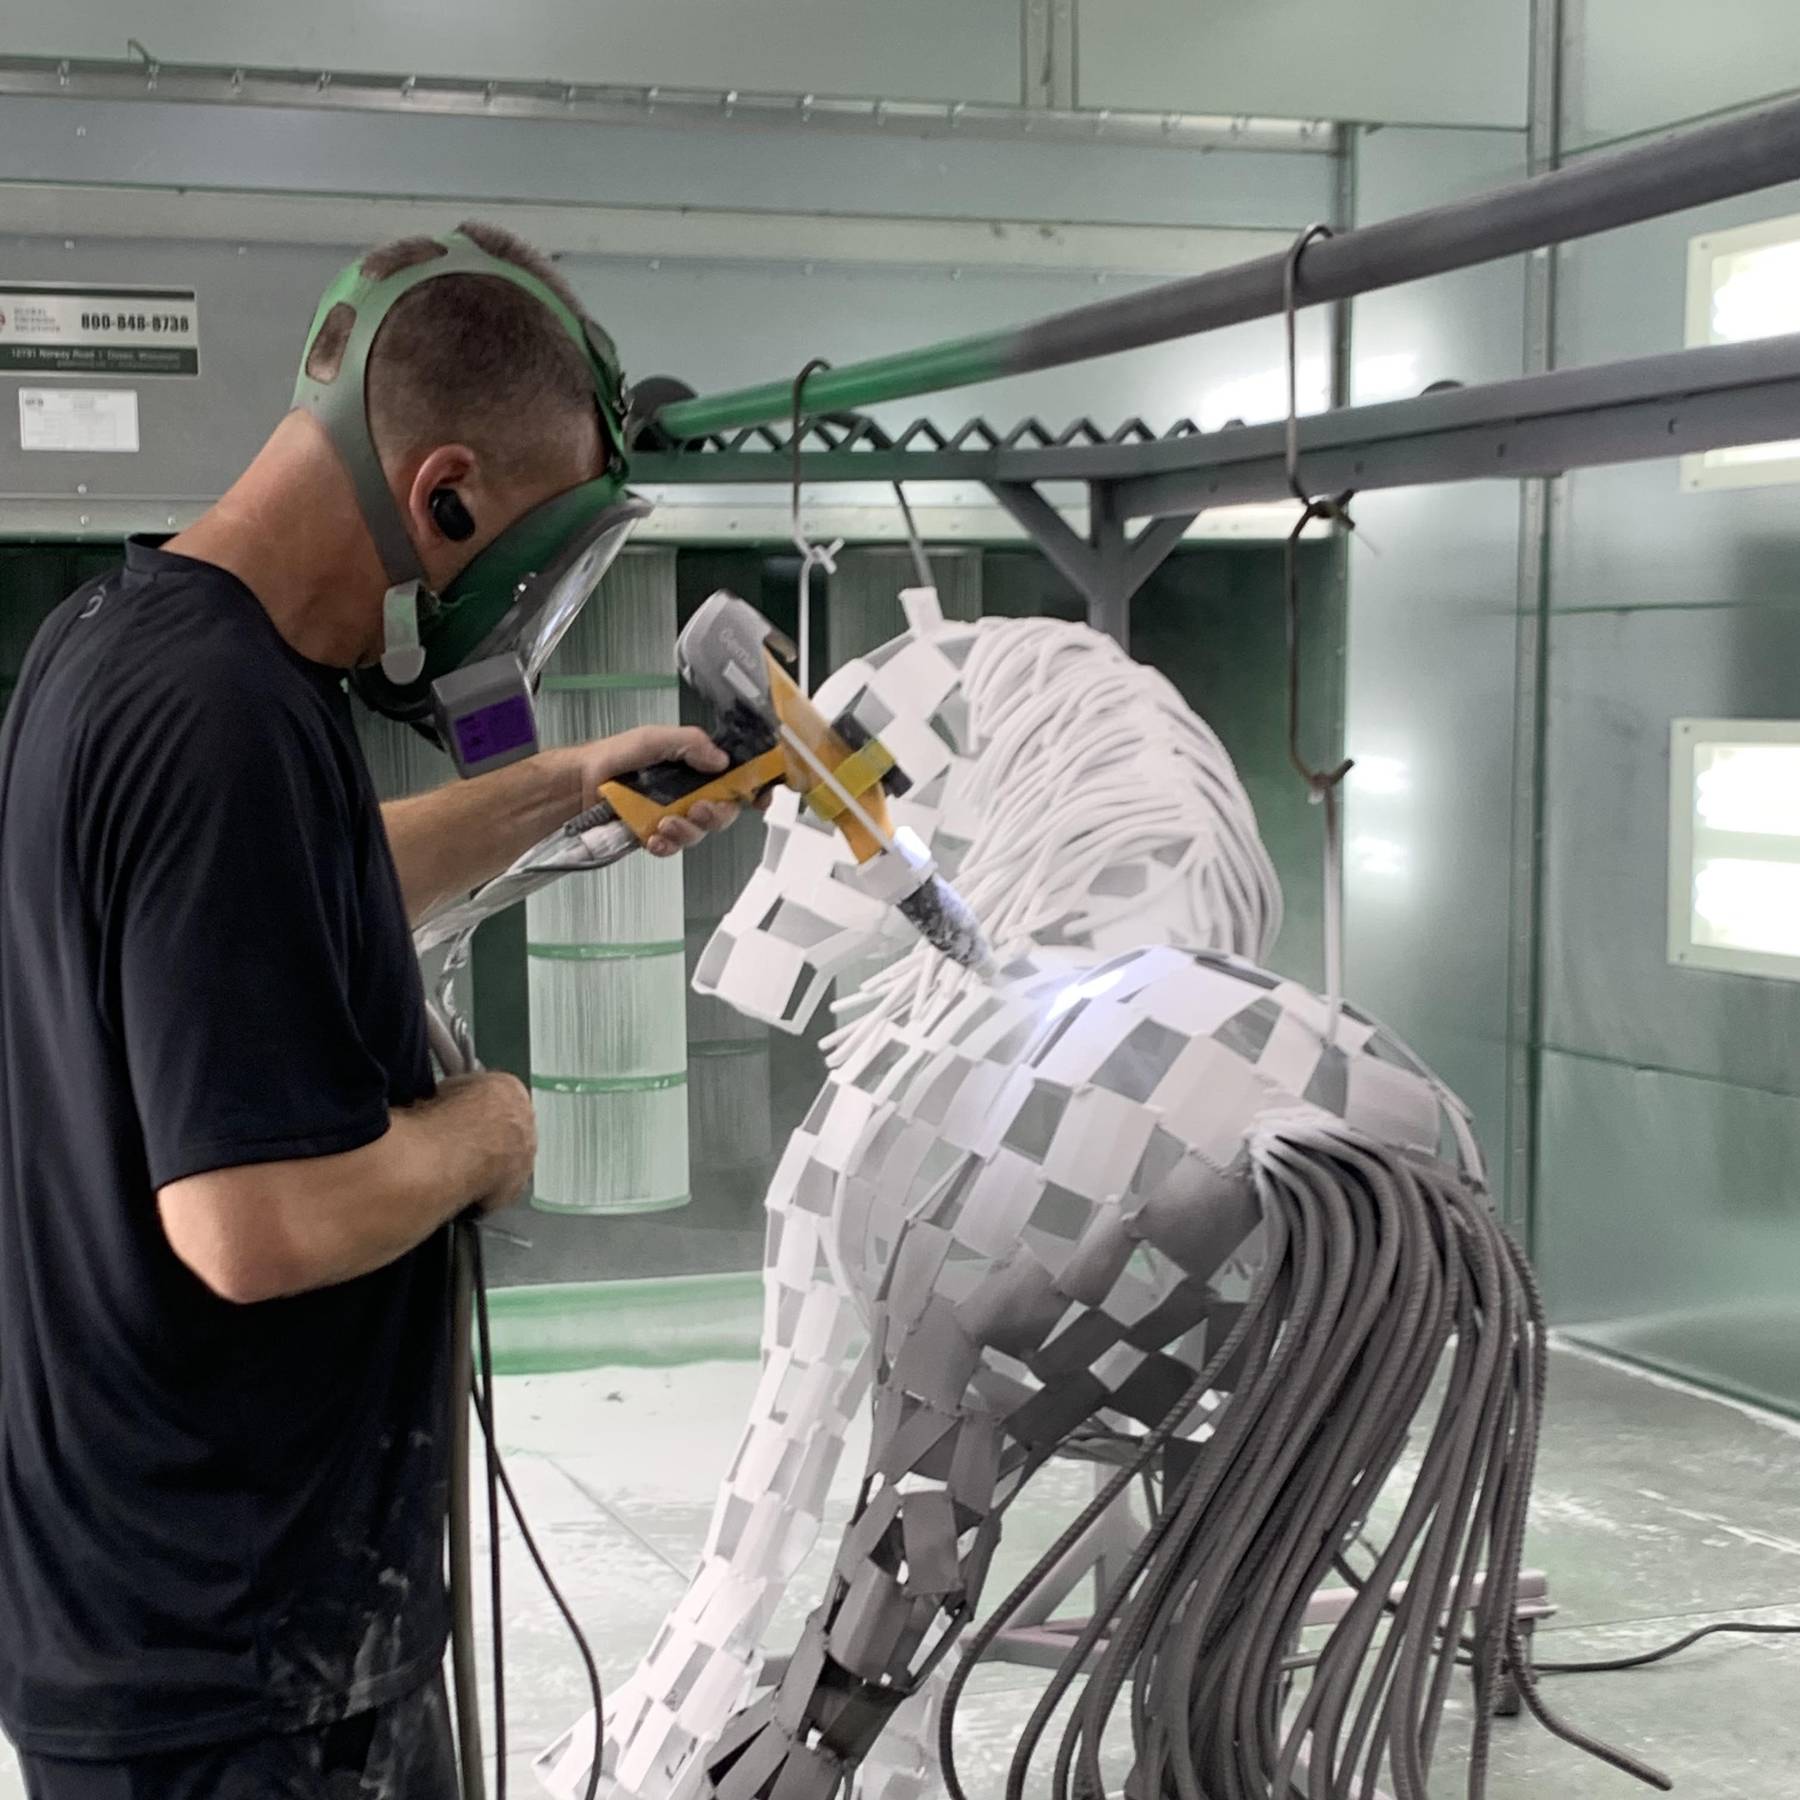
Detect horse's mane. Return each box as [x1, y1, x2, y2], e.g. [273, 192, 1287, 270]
[825, 615, 1281, 1065]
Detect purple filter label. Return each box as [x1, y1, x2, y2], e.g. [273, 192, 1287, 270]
[454, 695, 537, 765]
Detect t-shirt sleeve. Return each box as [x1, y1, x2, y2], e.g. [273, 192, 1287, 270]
[93, 674, 394, 1189]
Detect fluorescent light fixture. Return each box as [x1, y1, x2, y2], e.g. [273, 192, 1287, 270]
[1669, 719, 1800, 979]
[1684, 217, 1800, 490]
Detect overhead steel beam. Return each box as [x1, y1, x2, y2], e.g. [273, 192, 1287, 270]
[631, 332, 1800, 501]
[1111, 331, 1800, 518]
[658, 93, 1800, 437]
[0, 54, 1330, 154]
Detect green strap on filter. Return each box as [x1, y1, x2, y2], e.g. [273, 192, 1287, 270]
[531, 1071, 689, 1095]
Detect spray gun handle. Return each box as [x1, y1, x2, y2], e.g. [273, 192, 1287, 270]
[597, 722, 788, 845]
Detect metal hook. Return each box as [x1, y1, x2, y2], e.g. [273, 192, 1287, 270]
[1281, 222, 1356, 794]
[1282, 223, 1357, 1043]
[789, 358, 844, 695]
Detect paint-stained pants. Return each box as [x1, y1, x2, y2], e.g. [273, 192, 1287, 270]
[18, 1673, 458, 1800]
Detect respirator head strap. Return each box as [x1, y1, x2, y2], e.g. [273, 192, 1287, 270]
[290, 231, 631, 596]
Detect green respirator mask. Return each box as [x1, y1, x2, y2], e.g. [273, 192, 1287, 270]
[292, 231, 650, 777]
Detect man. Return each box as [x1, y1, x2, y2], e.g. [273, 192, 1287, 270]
[0, 222, 736, 1797]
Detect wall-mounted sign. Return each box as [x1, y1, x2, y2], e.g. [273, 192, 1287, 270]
[19, 388, 141, 454]
[0, 285, 199, 377]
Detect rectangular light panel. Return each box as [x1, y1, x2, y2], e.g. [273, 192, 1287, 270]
[1684, 215, 1800, 492]
[1669, 719, 1800, 980]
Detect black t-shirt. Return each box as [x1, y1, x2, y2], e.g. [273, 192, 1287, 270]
[0, 540, 449, 1758]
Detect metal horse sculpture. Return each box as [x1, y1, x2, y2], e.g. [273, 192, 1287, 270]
[540, 599, 1654, 1800]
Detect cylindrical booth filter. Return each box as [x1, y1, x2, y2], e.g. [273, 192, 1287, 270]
[684, 811, 774, 1175]
[351, 708, 479, 1026]
[353, 709, 453, 803]
[527, 547, 690, 1213]
[826, 545, 982, 668]
[687, 1042, 774, 1173]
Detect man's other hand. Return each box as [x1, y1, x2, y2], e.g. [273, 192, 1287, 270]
[436, 1071, 538, 1213]
[561, 725, 745, 858]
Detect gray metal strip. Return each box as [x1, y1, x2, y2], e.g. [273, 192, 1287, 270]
[632, 330, 1800, 506]
[1113, 330, 1800, 518]
[0, 53, 1331, 153]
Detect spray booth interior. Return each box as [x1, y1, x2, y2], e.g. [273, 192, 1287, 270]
[2, 3, 1800, 1794]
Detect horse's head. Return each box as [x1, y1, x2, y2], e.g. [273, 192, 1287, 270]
[693, 595, 1282, 1033]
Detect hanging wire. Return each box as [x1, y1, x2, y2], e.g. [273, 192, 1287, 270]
[790, 358, 844, 693]
[1282, 222, 1357, 1042]
[892, 481, 936, 592]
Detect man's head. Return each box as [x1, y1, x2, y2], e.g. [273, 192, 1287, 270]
[298, 220, 622, 608]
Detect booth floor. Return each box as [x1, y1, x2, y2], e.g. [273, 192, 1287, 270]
[4, 1342, 1797, 1798]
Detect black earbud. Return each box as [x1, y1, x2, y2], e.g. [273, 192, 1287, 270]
[429, 487, 476, 543]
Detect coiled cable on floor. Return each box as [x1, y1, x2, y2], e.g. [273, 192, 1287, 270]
[937, 1120, 1672, 1800]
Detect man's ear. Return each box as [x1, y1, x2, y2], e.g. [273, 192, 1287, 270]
[403, 445, 480, 551]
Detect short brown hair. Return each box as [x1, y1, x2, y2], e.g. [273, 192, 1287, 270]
[305, 220, 608, 483]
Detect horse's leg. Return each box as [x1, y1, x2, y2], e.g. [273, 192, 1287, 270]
[537, 1136, 870, 1800]
[699, 1129, 1246, 1800]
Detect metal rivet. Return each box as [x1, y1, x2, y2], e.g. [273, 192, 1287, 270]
[75, 125, 87, 137]
[79, 514, 91, 527]
[76, 483, 89, 496]
[63, 239, 75, 250]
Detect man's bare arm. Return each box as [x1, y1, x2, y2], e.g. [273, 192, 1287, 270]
[158, 1072, 536, 1304]
[382, 728, 735, 924]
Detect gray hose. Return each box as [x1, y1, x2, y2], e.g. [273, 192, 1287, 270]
[429, 1002, 487, 1800]
[449, 1223, 485, 1800]
[938, 1120, 1671, 1800]
[420, 810, 638, 1800]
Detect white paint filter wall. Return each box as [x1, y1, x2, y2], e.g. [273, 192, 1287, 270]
[527, 548, 691, 1214]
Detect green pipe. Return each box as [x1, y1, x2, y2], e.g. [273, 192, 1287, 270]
[655, 93, 1800, 440]
[659, 334, 1011, 438]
